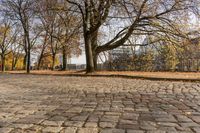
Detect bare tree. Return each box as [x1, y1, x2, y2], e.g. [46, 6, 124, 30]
[65, 0, 198, 73]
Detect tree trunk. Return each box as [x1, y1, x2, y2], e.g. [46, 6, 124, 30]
[23, 54, 27, 70]
[26, 32, 31, 73]
[91, 31, 98, 71]
[27, 49, 31, 73]
[38, 33, 48, 70]
[62, 46, 67, 71]
[1, 55, 5, 72]
[23, 32, 30, 73]
[12, 56, 19, 71]
[84, 35, 94, 73]
[37, 50, 44, 70]
[12, 55, 15, 71]
[93, 52, 98, 71]
[84, 2, 95, 73]
[37, 56, 42, 70]
[52, 54, 56, 71]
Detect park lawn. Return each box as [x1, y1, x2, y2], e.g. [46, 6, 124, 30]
[3, 70, 200, 80]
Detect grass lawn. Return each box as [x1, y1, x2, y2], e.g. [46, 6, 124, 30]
[3, 70, 200, 81]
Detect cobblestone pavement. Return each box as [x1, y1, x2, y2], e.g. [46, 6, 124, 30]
[1, 74, 200, 133]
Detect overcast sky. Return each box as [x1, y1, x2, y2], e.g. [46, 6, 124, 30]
[71, 54, 86, 64]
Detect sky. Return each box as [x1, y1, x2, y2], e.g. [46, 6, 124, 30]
[71, 54, 86, 64]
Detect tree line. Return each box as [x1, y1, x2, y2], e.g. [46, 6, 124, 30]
[105, 37, 200, 72]
[0, 0, 199, 73]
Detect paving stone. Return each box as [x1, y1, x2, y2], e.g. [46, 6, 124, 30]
[26, 125, 43, 132]
[121, 113, 139, 120]
[146, 131, 166, 133]
[77, 128, 98, 133]
[191, 116, 200, 123]
[99, 122, 117, 128]
[14, 115, 46, 124]
[176, 126, 193, 132]
[192, 127, 200, 133]
[179, 122, 200, 128]
[155, 116, 177, 122]
[42, 126, 63, 133]
[117, 124, 140, 130]
[71, 115, 88, 121]
[175, 115, 192, 122]
[157, 122, 179, 127]
[158, 127, 177, 132]
[8, 123, 33, 129]
[100, 129, 125, 133]
[63, 121, 84, 127]
[1, 75, 200, 133]
[127, 130, 145, 133]
[140, 121, 157, 130]
[9, 129, 24, 133]
[48, 116, 67, 121]
[119, 119, 137, 125]
[0, 121, 9, 127]
[0, 128, 13, 133]
[41, 120, 64, 126]
[105, 112, 121, 116]
[101, 115, 119, 122]
[60, 127, 77, 133]
[84, 122, 98, 127]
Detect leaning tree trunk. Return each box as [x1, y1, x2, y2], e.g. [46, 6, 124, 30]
[37, 49, 45, 70]
[38, 34, 48, 70]
[12, 56, 19, 71]
[37, 56, 42, 70]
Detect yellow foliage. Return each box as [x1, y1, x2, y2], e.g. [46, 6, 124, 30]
[4, 52, 24, 70]
[15, 57, 24, 70]
[40, 54, 60, 68]
[0, 25, 11, 42]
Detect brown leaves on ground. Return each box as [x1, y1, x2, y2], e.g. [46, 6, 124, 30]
[3, 70, 200, 80]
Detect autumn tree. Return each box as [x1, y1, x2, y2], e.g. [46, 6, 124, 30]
[10, 37, 24, 70]
[65, 0, 199, 73]
[56, 2, 82, 70]
[0, 20, 19, 72]
[0, 23, 11, 72]
[36, 0, 62, 70]
[1, 0, 36, 73]
[35, 31, 49, 70]
[35, 0, 82, 70]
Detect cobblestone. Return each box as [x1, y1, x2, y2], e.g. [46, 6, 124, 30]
[1, 74, 200, 132]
